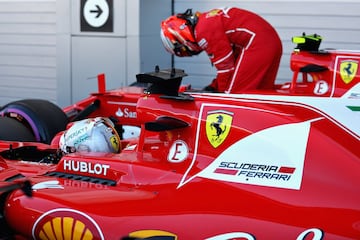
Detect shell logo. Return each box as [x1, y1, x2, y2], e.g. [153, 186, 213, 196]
[32, 208, 104, 240]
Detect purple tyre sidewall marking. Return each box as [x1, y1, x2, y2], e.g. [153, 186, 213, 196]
[1, 108, 41, 142]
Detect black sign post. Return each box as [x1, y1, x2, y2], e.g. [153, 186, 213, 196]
[80, 0, 113, 32]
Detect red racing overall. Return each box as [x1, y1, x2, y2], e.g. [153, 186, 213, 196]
[194, 7, 283, 93]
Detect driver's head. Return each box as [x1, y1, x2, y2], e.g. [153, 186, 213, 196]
[59, 117, 121, 154]
[160, 9, 202, 57]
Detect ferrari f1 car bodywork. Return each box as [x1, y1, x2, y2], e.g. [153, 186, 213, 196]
[0, 34, 359, 239]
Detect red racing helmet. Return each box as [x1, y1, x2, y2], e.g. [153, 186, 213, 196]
[160, 10, 203, 57]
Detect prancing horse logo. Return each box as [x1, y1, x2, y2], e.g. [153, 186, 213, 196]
[340, 60, 358, 84]
[206, 110, 233, 148]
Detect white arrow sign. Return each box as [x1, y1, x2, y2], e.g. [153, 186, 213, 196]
[83, 0, 109, 28]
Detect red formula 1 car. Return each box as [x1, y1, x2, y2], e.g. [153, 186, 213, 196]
[0, 34, 359, 239]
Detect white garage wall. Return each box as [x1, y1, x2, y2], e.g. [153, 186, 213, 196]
[173, 0, 360, 88]
[0, 0, 56, 106]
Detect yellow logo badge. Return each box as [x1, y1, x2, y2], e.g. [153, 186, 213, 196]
[33, 209, 104, 240]
[206, 110, 233, 148]
[206, 9, 222, 18]
[128, 230, 177, 239]
[110, 135, 120, 152]
[340, 60, 358, 84]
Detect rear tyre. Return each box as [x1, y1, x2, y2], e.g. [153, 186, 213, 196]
[0, 99, 68, 144]
[0, 117, 36, 142]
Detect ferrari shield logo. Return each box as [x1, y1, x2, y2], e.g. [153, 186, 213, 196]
[340, 60, 358, 84]
[206, 110, 233, 148]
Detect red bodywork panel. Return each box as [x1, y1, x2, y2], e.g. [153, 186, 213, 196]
[282, 49, 360, 97]
[2, 92, 359, 239]
[0, 40, 359, 239]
